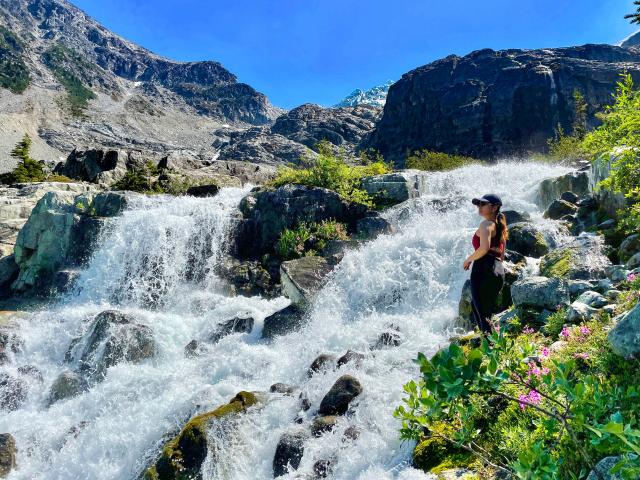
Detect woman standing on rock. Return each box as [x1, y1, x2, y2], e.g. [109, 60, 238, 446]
[463, 194, 508, 334]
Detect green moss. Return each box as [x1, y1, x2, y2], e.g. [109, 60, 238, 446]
[147, 391, 258, 480]
[539, 248, 574, 278]
[0, 26, 29, 94]
[413, 423, 469, 471]
[430, 454, 475, 474]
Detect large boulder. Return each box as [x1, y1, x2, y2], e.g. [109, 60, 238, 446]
[363, 45, 640, 164]
[619, 234, 640, 264]
[53, 148, 139, 185]
[0, 256, 18, 299]
[209, 316, 254, 343]
[586, 456, 625, 480]
[0, 433, 16, 478]
[318, 375, 363, 416]
[539, 235, 612, 280]
[234, 184, 368, 258]
[146, 391, 259, 480]
[507, 222, 549, 258]
[48, 370, 88, 405]
[543, 199, 578, 220]
[360, 170, 427, 206]
[608, 302, 640, 357]
[590, 152, 630, 216]
[511, 276, 570, 310]
[280, 256, 335, 305]
[66, 310, 156, 380]
[537, 171, 590, 209]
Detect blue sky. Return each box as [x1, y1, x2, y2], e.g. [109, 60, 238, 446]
[72, 0, 638, 109]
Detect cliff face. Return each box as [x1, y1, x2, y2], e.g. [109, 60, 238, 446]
[363, 45, 640, 165]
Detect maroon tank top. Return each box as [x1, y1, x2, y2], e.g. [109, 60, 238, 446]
[472, 228, 505, 259]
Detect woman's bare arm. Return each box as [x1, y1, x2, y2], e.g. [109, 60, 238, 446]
[463, 221, 494, 269]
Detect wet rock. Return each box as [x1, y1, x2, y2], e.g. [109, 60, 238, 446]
[273, 430, 308, 477]
[539, 235, 611, 280]
[608, 302, 640, 357]
[372, 329, 402, 349]
[0, 374, 26, 411]
[336, 350, 365, 368]
[544, 199, 578, 220]
[280, 256, 335, 305]
[606, 265, 629, 283]
[313, 459, 333, 478]
[507, 222, 549, 258]
[560, 191, 579, 204]
[220, 259, 276, 298]
[355, 215, 394, 239]
[52, 269, 80, 294]
[89, 192, 135, 217]
[511, 276, 570, 310]
[262, 304, 306, 340]
[0, 256, 18, 299]
[270, 383, 296, 395]
[0, 327, 23, 355]
[575, 291, 608, 309]
[299, 393, 311, 412]
[503, 210, 530, 224]
[318, 375, 363, 416]
[183, 339, 203, 358]
[0, 433, 17, 478]
[586, 455, 624, 480]
[537, 170, 590, 209]
[185, 184, 220, 197]
[149, 391, 260, 480]
[567, 302, 599, 323]
[598, 219, 616, 230]
[68, 310, 156, 380]
[17, 365, 43, 383]
[619, 234, 640, 264]
[360, 170, 427, 206]
[48, 370, 88, 405]
[209, 316, 254, 343]
[307, 354, 336, 377]
[311, 415, 339, 436]
[627, 252, 640, 270]
[343, 425, 360, 441]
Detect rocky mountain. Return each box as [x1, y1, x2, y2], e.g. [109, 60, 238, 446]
[334, 80, 394, 108]
[363, 44, 640, 166]
[620, 30, 640, 47]
[0, 0, 283, 171]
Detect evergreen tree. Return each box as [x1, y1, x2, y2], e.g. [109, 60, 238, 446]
[572, 90, 587, 140]
[625, 1, 640, 24]
[0, 133, 45, 184]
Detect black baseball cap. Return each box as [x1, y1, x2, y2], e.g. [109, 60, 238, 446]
[472, 194, 502, 206]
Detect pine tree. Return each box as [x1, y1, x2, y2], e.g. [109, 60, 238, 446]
[0, 133, 45, 184]
[572, 90, 588, 140]
[625, 1, 640, 24]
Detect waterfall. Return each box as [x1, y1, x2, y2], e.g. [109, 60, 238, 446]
[0, 162, 570, 479]
[540, 65, 558, 106]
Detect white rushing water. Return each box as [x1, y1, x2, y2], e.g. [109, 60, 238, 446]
[0, 162, 571, 480]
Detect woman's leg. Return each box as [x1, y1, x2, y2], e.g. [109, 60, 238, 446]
[470, 257, 504, 334]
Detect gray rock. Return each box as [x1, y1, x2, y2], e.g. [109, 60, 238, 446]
[311, 415, 339, 437]
[89, 192, 135, 217]
[567, 280, 595, 300]
[219, 259, 275, 298]
[209, 316, 254, 343]
[544, 199, 578, 220]
[0, 255, 18, 299]
[566, 301, 599, 323]
[53, 148, 129, 185]
[590, 153, 630, 216]
[48, 370, 88, 405]
[0, 433, 17, 478]
[539, 235, 611, 281]
[576, 291, 609, 308]
[67, 310, 156, 380]
[606, 265, 630, 283]
[536, 171, 591, 210]
[270, 383, 296, 395]
[262, 304, 306, 339]
[0, 374, 26, 411]
[336, 350, 365, 368]
[185, 184, 219, 197]
[502, 210, 530, 224]
[372, 329, 402, 349]
[605, 289, 622, 301]
[17, 365, 43, 382]
[355, 215, 394, 239]
[511, 276, 570, 310]
[273, 430, 308, 477]
[183, 340, 203, 358]
[560, 191, 579, 204]
[360, 170, 426, 205]
[507, 222, 549, 258]
[318, 375, 363, 416]
[308, 354, 336, 377]
[608, 302, 640, 357]
[593, 278, 614, 294]
[598, 219, 616, 230]
[619, 234, 640, 264]
[627, 252, 640, 270]
[586, 455, 626, 480]
[280, 256, 335, 305]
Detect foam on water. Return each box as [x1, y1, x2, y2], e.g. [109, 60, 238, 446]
[0, 162, 571, 479]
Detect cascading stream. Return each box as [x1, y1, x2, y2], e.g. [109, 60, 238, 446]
[0, 162, 570, 480]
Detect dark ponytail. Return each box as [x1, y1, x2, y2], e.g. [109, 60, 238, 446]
[495, 209, 509, 245]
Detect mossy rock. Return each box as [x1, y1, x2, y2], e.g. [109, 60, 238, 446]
[413, 423, 470, 472]
[539, 248, 574, 279]
[147, 391, 259, 480]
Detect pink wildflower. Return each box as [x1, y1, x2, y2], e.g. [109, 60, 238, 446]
[540, 346, 550, 358]
[628, 273, 637, 282]
[528, 363, 542, 377]
[527, 390, 542, 404]
[519, 390, 542, 410]
[518, 393, 528, 411]
[561, 326, 571, 339]
[541, 367, 550, 375]
[579, 325, 591, 336]
[574, 352, 590, 360]
[523, 326, 535, 334]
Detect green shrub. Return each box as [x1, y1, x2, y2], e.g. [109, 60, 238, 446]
[45, 174, 74, 183]
[0, 26, 29, 94]
[270, 141, 391, 207]
[395, 321, 640, 480]
[0, 134, 45, 184]
[42, 44, 96, 115]
[112, 169, 154, 192]
[405, 149, 476, 171]
[275, 220, 348, 260]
